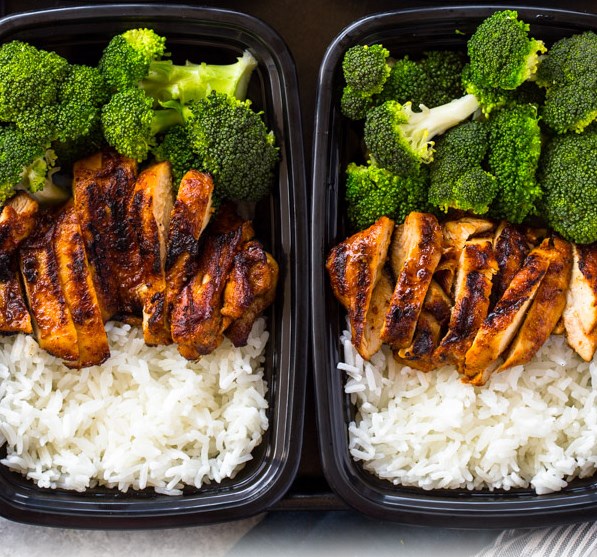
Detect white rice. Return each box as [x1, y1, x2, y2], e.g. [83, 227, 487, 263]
[0, 318, 270, 495]
[340, 325, 597, 495]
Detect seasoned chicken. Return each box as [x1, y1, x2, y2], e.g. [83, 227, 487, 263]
[165, 170, 214, 314]
[73, 150, 140, 320]
[326, 216, 394, 360]
[501, 237, 572, 370]
[171, 205, 254, 359]
[464, 240, 553, 385]
[397, 280, 452, 371]
[53, 203, 110, 368]
[20, 214, 80, 366]
[381, 212, 442, 350]
[435, 217, 495, 297]
[491, 221, 530, 304]
[129, 161, 174, 345]
[221, 240, 279, 347]
[562, 243, 597, 361]
[434, 238, 498, 369]
[0, 193, 38, 334]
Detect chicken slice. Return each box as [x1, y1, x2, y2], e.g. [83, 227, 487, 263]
[165, 170, 214, 314]
[434, 238, 498, 369]
[0, 193, 39, 334]
[491, 221, 530, 304]
[73, 150, 140, 320]
[221, 240, 279, 347]
[381, 212, 442, 350]
[171, 204, 254, 359]
[53, 203, 110, 368]
[326, 216, 394, 360]
[20, 214, 80, 366]
[563, 243, 597, 361]
[464, 240, 553, 385]
[435, 217, 495, 297]
[501, 237, 572, 370]
[129, 161, 174, 345]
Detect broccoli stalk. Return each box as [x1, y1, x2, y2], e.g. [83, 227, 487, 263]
[364, 94, 480, 177]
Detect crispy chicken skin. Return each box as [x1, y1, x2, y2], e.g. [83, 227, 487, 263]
[501, 237, 572, 370]
[53, 203, 110, 368]
[491, 221, 530, 304]
[171, 205, 254, 359]
[221, 240, 279, 347]
[129, 161, 174, 345]
[326, 216, 394, 360]
[20, 214, 80, 366]
[464, 240, 553, 385]
[381, 212, 442, 350]
[563, 243, 597, 361]
[0, 193, 38, 334]
[166, 170, 214, 314]
[434, 238, 498, 369]
[73, 150, 139, 320]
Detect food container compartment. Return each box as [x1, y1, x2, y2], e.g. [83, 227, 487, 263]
[0, 3, 308, 528]
[311, 5, 597, 528]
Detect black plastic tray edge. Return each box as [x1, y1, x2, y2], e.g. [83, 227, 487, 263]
[0, 3, 308, 529]
[311, 4, 597, 529]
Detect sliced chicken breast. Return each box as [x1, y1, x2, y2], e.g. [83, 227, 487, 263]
[491, 221, 530, 304]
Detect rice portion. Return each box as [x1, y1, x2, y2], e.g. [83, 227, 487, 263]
[0, 318, 270, 495]
[340, 327, 597, 495]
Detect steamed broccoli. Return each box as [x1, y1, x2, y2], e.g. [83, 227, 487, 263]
[183, 91, 278, 202]
[140, 49, 257, 104]
[345, 161, 429, 230]
[465, 10, 546, 93]
[428, 120, 497, 214]
[153, 124, 204, 187]
[487, 103, 543, 223]
[99, 28, 166, 91]
[101, 88, 184, 161]
[363, 94, 479, 177]
[539, 129, 597, 244]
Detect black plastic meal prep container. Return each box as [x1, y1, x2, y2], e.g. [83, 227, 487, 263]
[0, 3, 308, 528]
[311, 5, 597, 528]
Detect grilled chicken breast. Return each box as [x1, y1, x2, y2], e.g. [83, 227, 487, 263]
[0, 193, 38, 334]
[434, 238, 498, 369]
[381, 212, 442, 350]
[326, 216, 394, 360]
[53, 203, 110, 368]
[73, 150, 140, 320]
[563, 243, 597, 361]
[129, 162, 174, 345]
[171, 205, 254, 359]
[501, 237, 572, 370]
[491, 221, 530, 304]
[20, 214, 80, 366]
[464, 240, 553, 385]
[166, 170, 214, 314]
[221, 240, 279, 347]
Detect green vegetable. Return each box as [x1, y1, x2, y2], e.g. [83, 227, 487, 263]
[153, 124, 204, 187]
[363, 94, 479, 177]
[539, 129, 597, 244]
[140, 49, 257, 104]
[428, 120, 497, 214]
[487, 103, 543, 223]
[345, 161, 429, 230]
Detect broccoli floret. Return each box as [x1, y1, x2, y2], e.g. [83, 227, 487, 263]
[184, 91, 278, 202]
[428, 120, 497, 214]
[381, 57, 428, 106]
[52, 119, 107, 172]
[465, 10, 546, 92]
[340, 86, 376, 121]
[486, 103, 543, 223]
[153, 124, 204, 187]
[539, 130, 597, 244]
[363, 94, 480, 177]
[0, 40, 69, 123]
[101, 88, 184, 161]
[345, 161, 429, 230]
[140, 49, 257, 104]
[99, 28, 166, 91]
